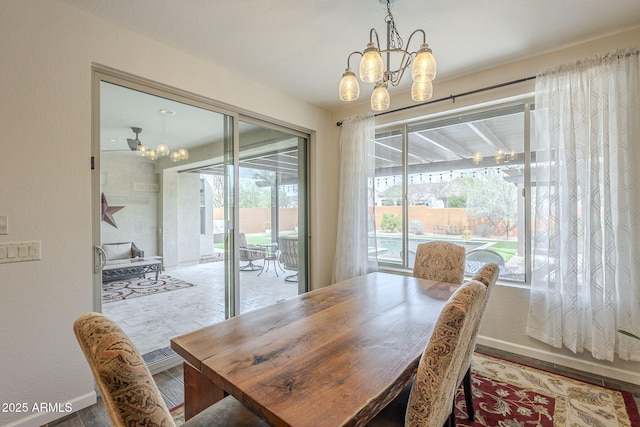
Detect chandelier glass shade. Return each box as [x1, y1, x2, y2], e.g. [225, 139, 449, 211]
[371, 83, 390, 111]
[360, 42, 385, 83]
[338, 0, 437, 111]
[411, 80, 433, 102]
[339, 68, 360, 101]
[156, 143, 170, 157]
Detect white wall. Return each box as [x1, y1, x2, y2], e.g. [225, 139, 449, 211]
[331, 28, 640, 386]
[199, 178, 216, 258]
[176, 173, 201, 265]
[101, 152, 159, 254]
[0, 1, 333, 425]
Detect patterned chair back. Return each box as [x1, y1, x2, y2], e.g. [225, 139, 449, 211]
[405, 280, 487, 426]
[73, 312, 174, 427]
[74, 313, 269, 427]
[463, 264, 501, 372]
[412, 241, 466, 285]
[455, 262, 501, 422]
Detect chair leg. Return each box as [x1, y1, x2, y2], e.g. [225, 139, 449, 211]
[284, 273, 298, 282]
[447, 410, 456, 427]
[240, 260, 262, 271]
[463, 367, 474, 421]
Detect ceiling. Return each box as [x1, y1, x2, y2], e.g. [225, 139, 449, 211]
[100, 81, 302, 181]
[72, 0, 640, 175]
[62, 0, 640, 111]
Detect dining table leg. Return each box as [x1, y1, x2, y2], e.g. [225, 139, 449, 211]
[183, 362, 226, 420]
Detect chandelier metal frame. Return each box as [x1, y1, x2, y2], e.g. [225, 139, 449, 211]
[339, 0, 437, 111]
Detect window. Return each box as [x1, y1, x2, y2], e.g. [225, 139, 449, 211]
[372, 103, 533, 283]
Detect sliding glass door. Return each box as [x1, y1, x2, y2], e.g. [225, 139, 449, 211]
[94, 71, 309, 366]
[97, 79, 235, 361]
[236, 119, 308, 314]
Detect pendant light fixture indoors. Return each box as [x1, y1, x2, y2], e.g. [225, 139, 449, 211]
[338, 0, 437, 111]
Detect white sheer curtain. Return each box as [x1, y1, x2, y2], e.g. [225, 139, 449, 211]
[333, 114, 378, 283]
[527, 49, 640, 361]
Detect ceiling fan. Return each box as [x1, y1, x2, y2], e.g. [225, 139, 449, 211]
[126, 127, 143, 151]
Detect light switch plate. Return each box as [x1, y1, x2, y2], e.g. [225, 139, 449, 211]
[0, 241, 41, 263]
[0, 215, 7, 235]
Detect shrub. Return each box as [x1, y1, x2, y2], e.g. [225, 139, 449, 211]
[447, 195, 467, 208]
[380, 213, 402, 232]
[476, 223, 493, 237]
[409, 220, 424, 235]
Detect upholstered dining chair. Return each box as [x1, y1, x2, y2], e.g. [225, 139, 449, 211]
[239, 232, 266, 271]
[456, 262, 500, 422]
[73, 312, 268, 427]
[367, 280, 487, 427]
[412, 241, 466, 285]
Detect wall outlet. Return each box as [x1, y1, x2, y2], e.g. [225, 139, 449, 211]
[0, 215, 7, 235]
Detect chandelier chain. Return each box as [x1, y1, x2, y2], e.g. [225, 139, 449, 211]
[384, 0, 403, 50]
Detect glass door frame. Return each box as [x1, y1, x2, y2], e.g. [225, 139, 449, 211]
[91, 66, 310, 318]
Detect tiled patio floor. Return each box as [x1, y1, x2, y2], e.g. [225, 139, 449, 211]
[102, 258, 299, 357]
[100, 253, 523, 361]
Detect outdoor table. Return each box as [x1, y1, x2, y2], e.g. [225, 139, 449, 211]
[257, 242, 284, 277]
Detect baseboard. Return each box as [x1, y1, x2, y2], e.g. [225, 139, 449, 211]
[478, 336, 640, 387]
[2, 392, 96, 427]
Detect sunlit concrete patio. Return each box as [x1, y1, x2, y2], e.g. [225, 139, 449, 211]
[102, 256, 299, 359]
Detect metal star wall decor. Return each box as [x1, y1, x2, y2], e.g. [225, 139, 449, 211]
[101, 193, 125, 228]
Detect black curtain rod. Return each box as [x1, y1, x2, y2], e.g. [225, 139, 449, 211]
[336, 75, 537, 126]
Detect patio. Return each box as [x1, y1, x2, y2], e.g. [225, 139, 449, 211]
[102, 255, 299, 362]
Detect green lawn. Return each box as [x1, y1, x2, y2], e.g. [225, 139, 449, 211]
[483, 240, 518, 262]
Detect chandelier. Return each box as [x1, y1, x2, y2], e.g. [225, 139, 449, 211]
[338, 0, 437, 111]
[129, 109, 189, 162]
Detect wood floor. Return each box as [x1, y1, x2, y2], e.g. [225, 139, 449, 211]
[44, 345, 640, 427]
[43, 364, 184, 427]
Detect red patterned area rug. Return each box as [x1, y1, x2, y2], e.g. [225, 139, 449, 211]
[455, 353, 640, 427]
[170, 403, 185, 425]
[169, 353, 640, 426]
[102, 275, 194, 303]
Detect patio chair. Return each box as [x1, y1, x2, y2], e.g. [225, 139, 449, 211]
[278, 236, 299, 282]
[366, 280, 487, 426]
[73, 312, 269, 426]
[464, 248, 505, 275]
[239, 233, 266, 271]
[413, 241, 466, 285]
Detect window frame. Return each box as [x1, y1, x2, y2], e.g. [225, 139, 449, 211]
[373, 99, 534, 286]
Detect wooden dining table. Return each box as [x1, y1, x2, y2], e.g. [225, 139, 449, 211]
[170, 272, 458, 427]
